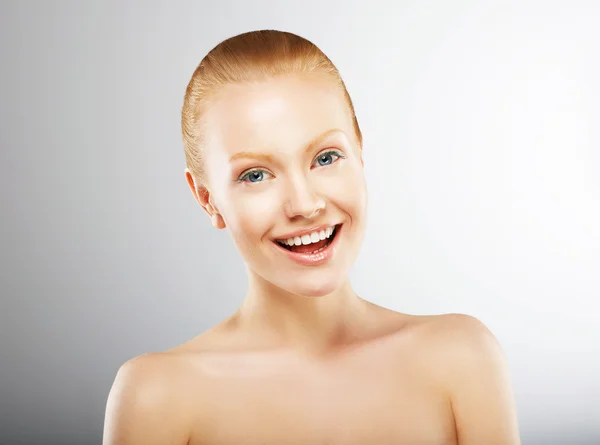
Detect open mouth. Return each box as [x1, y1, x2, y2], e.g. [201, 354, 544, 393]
[274, 224, 341, 255]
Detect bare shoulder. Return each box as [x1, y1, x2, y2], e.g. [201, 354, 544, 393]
[410, 313, 509, 391]
[410, 313, 521, 444]
[102, 351, 196, 445]
[383, 312, 497, 352]
[417, 312, 502, 352]
[102, 320, 239, 444]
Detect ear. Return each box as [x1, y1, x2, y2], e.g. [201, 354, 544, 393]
[185, 168, 226, 229]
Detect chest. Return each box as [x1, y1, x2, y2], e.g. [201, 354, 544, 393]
[188, 359, 456, 445]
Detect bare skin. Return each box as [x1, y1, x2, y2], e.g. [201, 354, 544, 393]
[103, 73, 520, 444]
[103, 301, 519, 445]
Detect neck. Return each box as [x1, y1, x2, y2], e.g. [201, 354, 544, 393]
[234, 271, 371, 356]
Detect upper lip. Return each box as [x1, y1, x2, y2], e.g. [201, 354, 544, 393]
[273, 223, 340, 241]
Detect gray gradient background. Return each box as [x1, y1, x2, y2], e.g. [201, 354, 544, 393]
[1, 0, 599, 444]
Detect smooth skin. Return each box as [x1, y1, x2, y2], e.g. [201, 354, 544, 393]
[103, 73, 521, 445]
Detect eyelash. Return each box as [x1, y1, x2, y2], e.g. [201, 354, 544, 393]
[236, 149, 346, 183]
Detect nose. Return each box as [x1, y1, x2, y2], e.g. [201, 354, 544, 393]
[283, 175, 326, 220]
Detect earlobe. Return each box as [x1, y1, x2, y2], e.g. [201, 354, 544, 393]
[206, 194, 226, 229]
[211, 213, 226, 229]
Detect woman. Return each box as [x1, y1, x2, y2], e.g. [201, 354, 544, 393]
[103, 30, 520, 445]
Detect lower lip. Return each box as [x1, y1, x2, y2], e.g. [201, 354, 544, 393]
[274, 225, 343, 267]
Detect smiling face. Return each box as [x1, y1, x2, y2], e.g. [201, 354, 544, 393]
[188, 73, 367, 297]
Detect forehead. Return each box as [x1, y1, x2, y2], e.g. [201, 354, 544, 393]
[202, 74, 355, 157]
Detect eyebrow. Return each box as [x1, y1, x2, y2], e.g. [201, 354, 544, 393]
[228, 128, 344, 163]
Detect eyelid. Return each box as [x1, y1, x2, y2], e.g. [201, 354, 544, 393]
[317, 147, 345, 157]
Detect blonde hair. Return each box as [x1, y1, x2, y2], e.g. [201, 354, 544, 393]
[181, 29, 363, 185]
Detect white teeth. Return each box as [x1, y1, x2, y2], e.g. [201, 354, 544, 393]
[277, 225, 337, 246]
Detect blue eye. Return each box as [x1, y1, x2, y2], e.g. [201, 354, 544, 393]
[238, 169, 271, 183]
[314, 150, 344, 167]
[237, 150, 344, 184]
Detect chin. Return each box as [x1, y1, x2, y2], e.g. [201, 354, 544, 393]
[283, 273, 347, 298]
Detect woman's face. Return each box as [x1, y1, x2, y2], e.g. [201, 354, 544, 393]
[193, 73, 367, 297]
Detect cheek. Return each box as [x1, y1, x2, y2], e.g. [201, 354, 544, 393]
[324, 163, 367, 215]
[223, 188, 280, 242]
